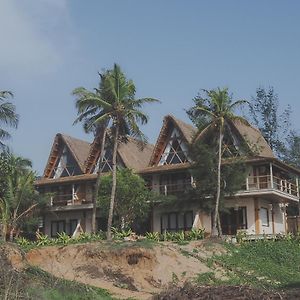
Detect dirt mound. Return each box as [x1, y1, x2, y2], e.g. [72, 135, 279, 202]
[153, 283, 297, 300]
[25, 241, 212, 299]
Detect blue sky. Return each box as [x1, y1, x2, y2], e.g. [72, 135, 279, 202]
[1, 0, 300, 174]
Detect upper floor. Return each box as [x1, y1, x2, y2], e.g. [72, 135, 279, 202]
[35, 115, 300, 208]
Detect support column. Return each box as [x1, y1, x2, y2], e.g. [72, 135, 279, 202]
[296, 177, 299, 198]
[72, 184, 75, 205]
[269, 163, 274, 189]
[254, 198, 260, 234]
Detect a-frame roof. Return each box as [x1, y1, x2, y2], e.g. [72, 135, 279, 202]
[195, 119, 275, 159]
[149, 115, 196, 166]
[43, 133, 90, 178]
[85, 131, 154, 174]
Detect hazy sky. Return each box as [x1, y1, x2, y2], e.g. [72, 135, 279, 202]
[1, 0, 300, 174]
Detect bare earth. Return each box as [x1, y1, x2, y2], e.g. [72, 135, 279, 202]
[23, 240, 222, 299]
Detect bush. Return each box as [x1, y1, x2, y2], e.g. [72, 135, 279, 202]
[145, 228, 205, 242]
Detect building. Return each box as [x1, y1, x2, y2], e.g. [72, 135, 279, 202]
[35, 115, 300, 237]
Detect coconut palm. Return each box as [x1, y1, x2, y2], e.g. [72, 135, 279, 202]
[0, 91, 18, 148]
[190, 88, 248, 236]
[103, 64, 160, 239]
[73, 71, 113, 233]
[73, 64, 159, 238]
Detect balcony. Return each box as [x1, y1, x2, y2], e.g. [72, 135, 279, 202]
[239, 174, 299, 202]
[153, 180, 193, 196]
[153, 173, 299, 202]
[50, 192, 92, 211]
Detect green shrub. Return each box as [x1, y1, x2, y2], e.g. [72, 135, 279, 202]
[111, 227, 133, 240]
[185, 228, 205, 240]
[145, 232, 160, 242]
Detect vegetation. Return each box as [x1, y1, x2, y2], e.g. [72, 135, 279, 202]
[0, 91, 18, 149]
[249, 86, 291, 158]
[0, 152, 47, 241]
[98, 168, 152, 231]
[187, 88, 249, 236]
[73, 63, 159, 239]
[0, 264, 114, 300]
[208, 238, 300, 290]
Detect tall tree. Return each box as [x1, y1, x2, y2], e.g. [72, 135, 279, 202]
[284, 130, 300, 168]
[249, 86, 291, 158]
[73, 70, 115, 233]
[102, 64, 159, 240]
[0, 91, 18, 149]
[187, 88, 248, 236]
[73, 64, 159, 239]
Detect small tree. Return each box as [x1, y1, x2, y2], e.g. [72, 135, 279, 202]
[98, 168, 152, 231]
[0, 152, 46, 241]
[189, 140, 248, 217]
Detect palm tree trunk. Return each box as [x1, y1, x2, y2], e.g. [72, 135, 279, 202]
[107, 125, 119, 240]
[91, 128, 107, 233]
[212, 125, 224, 237]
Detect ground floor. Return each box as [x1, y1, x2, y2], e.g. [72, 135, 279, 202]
[42, 197, 288, 237]
[152, 197, 287, 235]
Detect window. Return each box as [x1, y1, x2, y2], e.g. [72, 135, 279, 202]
[260, 207, 269, 227]
[51, 220, 66, 237]
[160, 211, 193, 233]
[158, 128, 189, 165]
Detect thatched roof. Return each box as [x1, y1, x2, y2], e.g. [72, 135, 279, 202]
[118, 137, 154, 171]
[149, 115, 196, 166]
[62, 134, 91, 170]
[43, 133, 91, 178]
[42, 131, 154, 179]
[232, 119, 274, 158]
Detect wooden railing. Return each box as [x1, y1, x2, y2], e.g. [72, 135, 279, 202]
[152, 180, 193, 196]
[244, 175, 299, 197]
[50, 193, 91, 206]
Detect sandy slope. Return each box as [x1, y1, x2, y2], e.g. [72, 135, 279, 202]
[24, 240, 222, 299]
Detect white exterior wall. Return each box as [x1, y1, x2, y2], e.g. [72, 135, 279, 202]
[224, 197, 256, 234]
[152, 196, 288, 235]
[44, 210, 92, 237]
[152, 203, 208, 232]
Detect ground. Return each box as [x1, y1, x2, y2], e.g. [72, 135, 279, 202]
[2, 238, 300, 299]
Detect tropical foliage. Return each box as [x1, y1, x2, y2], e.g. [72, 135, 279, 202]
[98, 168, 152, 231]
[0, 152, 46, 241]
[187, 88, 249, 236]
[0, 91, 18, 149]
[74, 63, 159, 239]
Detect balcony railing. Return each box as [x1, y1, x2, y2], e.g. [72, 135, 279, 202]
[244, 175, 299, 197]
[153, 180, 193, 196]
[153, 175, 299, 199]
[50, 193, 91, 206]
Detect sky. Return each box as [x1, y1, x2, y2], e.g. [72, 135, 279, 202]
[1, 0, 300, 175]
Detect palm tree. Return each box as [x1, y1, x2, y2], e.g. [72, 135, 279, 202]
[0, 91, 18, 148]
[103, 64, 159, 239]
[73, 64, 159, 238]
[73, 71, 114, 233]
[190, 88, 248, 236]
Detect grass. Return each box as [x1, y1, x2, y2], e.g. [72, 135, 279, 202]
[1, 266, 116, 300]
[209, 239, 300, 290]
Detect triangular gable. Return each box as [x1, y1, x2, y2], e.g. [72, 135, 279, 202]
[195, 119, 275, 158]
[149, 115, 196, 166]
[86, 130, 154, 174]
[43, 134, 87, 178]
[92, 141, 125, 174]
